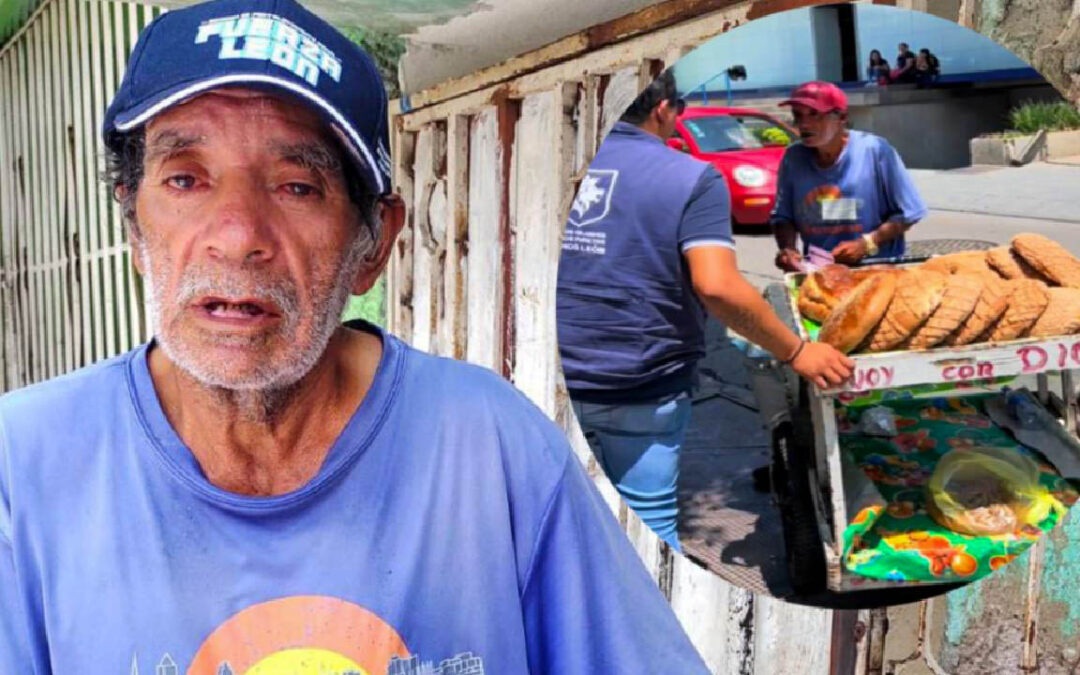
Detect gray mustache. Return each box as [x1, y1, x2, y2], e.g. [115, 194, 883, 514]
[173, 272, 301, 319]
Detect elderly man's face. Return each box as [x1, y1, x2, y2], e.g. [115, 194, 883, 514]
[131, 88, 374, 390]
[791, 103, 845, 148]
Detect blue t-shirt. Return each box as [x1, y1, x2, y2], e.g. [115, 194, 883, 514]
[557, 121, 733, 397]
[0, 323, 708, 674]
[770, 130, 927, 259]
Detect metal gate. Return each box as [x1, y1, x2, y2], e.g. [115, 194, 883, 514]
[0, 0, 162, 393]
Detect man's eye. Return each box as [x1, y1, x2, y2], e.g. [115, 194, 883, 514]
[284, 183, 319, 197]
[166, 175, 196, 189]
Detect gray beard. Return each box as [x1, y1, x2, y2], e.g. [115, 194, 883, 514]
[138, 224, 374, 421]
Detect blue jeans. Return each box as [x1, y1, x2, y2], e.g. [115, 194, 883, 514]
[572, 391, 692, 552]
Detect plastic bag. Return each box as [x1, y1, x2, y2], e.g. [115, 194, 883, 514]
[859, 406, 898, 437]
[925, 447, 1067, 536]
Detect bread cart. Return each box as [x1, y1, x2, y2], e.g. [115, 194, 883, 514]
[762, 257, 1080, 599]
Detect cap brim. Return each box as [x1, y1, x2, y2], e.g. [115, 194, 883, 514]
[111, 73, 388, 195]
[778, 97, 835, 113]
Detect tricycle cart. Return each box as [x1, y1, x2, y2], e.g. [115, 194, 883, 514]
[762, 253, 1080, 599]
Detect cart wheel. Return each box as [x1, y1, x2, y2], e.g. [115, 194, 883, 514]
[773, 419, 826, 597]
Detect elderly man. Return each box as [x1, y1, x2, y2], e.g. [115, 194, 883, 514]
[0, 0, 710, 672]
[772, 81, 927, 271]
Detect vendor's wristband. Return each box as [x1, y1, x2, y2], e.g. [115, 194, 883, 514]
[862, 233, 880, 256]
[781, 339, 805, 365]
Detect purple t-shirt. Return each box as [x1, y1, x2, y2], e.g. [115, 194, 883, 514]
[0, 323, 708, 674]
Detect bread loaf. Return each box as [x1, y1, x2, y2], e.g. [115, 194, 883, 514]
[919, 251, 994, 275]
[985, 279, 1050, 342]
[902, 273, 983, 349]
[797, 264, 860, 322]
[942, 272, 1010, 346]
[819, 274, 897, 354]
[987, 246, 1049, 282]
[1012, 233, 1080, 288]
[864, 270, 948, 352]
[1028, 287, 1080, 338]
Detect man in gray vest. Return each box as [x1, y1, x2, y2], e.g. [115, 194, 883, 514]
[557, 70, 853, 551]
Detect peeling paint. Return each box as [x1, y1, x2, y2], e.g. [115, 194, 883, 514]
[1037, 511, 1080, 639]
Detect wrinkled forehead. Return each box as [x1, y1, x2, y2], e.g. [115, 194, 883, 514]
[144, 86, 330, 144]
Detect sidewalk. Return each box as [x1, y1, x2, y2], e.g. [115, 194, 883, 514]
[907, 161, 1080, 223]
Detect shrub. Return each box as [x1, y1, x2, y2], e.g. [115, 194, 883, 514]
[1007, 101, 1080, 134]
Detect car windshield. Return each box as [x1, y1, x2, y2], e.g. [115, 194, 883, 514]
[681, 114, 794, 152]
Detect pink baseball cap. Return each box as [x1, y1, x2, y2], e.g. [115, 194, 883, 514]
[779, 81, 848, 114]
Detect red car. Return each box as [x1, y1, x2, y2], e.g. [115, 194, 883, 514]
[666, 107, 797, 227]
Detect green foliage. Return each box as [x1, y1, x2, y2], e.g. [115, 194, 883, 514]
[756, 126, 792, 146]
[336, 25, 402, 328]
[341, 26, 406, 98]
[1007, 100, 1080, 134]
[342, 275, 386, 326]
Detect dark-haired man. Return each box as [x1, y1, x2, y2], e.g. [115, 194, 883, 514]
[557, 70, 853, 551]
[0, 0, 713, 671]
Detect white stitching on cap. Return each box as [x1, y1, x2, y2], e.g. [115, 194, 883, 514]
[113, 73, 386, 193]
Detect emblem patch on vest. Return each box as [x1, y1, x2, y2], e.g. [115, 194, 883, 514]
[567, 170, 618, 228]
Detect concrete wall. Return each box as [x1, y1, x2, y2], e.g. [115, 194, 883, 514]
[847, 83, 1058, 169]
[673, 8, 817, 95]
[811, 5, 844, 83]
[855, 3, 1028, 76]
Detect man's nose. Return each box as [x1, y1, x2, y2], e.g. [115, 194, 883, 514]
[201, 175, 276, 264]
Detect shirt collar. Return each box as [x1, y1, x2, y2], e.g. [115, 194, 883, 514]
[611, 121, 664, 145]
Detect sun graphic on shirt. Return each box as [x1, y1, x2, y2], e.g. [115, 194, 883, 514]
[186, 596, 409, 675]
[244, 648, 365, 674]
[803, 184, 845, 206]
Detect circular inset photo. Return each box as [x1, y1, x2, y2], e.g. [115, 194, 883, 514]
[556, 2, 1080, 609]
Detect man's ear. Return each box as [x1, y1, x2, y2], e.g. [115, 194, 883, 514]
[350, 194, 405, 296]
[654, 99, 672, 122]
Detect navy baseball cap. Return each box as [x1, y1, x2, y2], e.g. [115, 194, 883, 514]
[103, 0, 391, 195]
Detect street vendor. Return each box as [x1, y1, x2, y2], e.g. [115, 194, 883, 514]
[771, 81, 928, 271]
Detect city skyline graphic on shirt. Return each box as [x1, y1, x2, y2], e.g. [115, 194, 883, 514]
[129, 650, 485, 675]
[127, 595, 484, 675]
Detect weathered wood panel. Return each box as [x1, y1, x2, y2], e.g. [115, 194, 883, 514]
[442, 114, 469, 360]
[410, 125, 439, 354]
[463, 107, 505, 373]
[509, 87, 575, 416]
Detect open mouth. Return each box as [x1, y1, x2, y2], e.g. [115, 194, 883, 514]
[196, 296, 279, 320]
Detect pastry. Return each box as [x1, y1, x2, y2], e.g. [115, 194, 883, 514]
[985, 279, 1050, 342]
[986, 246, 1049, 282]
[942, 272, 1010, 346]
[818, 273, 897, 354]
[863, 270, 948, 352]
[919, 251, 994, 275]
[902, 273, 983, 349]
[798, 264, 859, 322]
[1028, 287, 1080, 338]
[1012, 233, 1080, 288]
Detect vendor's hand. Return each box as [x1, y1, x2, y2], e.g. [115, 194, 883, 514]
[775, 248, 803, 272]
[832, 238, 869, 264]
[791, 342, 856, 389]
